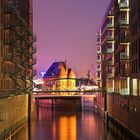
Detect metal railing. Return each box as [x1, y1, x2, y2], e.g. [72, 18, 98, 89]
[107, 48, 114, 54]
[120, 52, 129, 60]
[107, 23, 114, 28]
[119, 2, 129, 9]
[107, 61, 114, 67]
[107, 73, 114, 79]
[119, 19, 129, 25]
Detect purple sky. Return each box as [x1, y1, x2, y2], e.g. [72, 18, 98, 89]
[33, 0, 110, 77]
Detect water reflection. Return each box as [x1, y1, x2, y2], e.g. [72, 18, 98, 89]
[59, 116, 76, 140]
[14, 108, 117, 140]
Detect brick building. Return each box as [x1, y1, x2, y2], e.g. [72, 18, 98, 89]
[96, 0, 140, 138]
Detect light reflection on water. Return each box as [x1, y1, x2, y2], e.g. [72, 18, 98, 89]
[14, 108, 117, 140]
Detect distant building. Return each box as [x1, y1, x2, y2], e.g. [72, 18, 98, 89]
[43, 61, 76, 91]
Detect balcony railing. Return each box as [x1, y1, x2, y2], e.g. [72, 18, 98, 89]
[107, 48, 114, 54]
[97, 67, 101, 71]
[96, 41, 101, 45]
[119, 2, 129, 9]
[121, 88, 129, 95]
[107, 23, 114, 28]
[119, 19, 129, 26]
[120, 37, 129, 44]
[96, 76, 101, 81]
[107, 73, 114, 79]
[96, 59, 101, 63]
[120, 52, 129, 60]
[97, 49, 101, 54]
[107, 61, 114, 67]
[120, 69, 129, 77]
[107, 11, 113, 16]
[107, 35, 114, 41]
[107, 88, 114, 93]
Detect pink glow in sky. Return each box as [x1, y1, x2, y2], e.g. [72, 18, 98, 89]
[33, 0, 110, 77]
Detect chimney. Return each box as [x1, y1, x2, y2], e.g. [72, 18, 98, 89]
[64, 60, 67, 71]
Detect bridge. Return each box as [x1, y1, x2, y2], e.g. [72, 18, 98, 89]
[33, 91, 98, 99]
[33, 77, 104, 94]
[33, 77, 104, 110]
[33, 87, 103, 100]
[33, 92, 99, 111]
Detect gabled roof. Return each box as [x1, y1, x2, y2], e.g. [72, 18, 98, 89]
[44, 61, 67, 77]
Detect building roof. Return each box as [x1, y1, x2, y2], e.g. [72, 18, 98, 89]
[44, 61, 75, 78]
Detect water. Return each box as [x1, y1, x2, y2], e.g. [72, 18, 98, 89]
[14, 107, 117, 140]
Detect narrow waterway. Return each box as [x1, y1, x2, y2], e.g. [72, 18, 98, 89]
[13, 107, 118, 140]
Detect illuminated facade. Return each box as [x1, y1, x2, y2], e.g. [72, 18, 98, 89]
[97, 0, 130, 94]
[129, 0, 140, 96]
[96, 29, 102, 87]
[0, 0, 36, 96]
[97, 0, 140, 137]
[43, 61, 76, 91]
[115, 0, 130, 95]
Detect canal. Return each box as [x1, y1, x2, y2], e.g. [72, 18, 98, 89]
[13, 107, 118, 140]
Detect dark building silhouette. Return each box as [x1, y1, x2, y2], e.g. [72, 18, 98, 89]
[0, 0, 36, 96]
[0, 0, 36, 137]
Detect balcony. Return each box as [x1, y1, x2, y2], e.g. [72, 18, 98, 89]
[119, 2, 129, 9]
[120, 52, 129, 60]
[120, 37, 129, 44]
[107, 73, 114, 79]
[96, 58, 101, 63]
[121, 88, 129, 95]
[107, 35, 114, 41]
[97, 49, 101, 54]
[96, 76, 101, 81]
[96, 40, 101, 45]
[119, 19, 129, 26]
[120, 69, 129, 77]
[97, 67, 101, 72]
[107, 23, 114, 29]
[107, 48, 114, 54]
[107, 11, 113, 17]
[107, 61, 114, 67]
[5, 3, 15, 14]
[107, 88, 114, 93]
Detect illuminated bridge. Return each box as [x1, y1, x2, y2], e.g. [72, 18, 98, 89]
[33, 77, 105, 99]
[33, 77, 103, 94]
[33, 78, 104, 111]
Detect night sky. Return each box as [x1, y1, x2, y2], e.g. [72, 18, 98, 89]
[33, 0, 110, 77]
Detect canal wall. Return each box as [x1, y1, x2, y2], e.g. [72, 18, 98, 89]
[0, 94, 36, 139]
[107, 93, 140, 139]
[96, 93, 104, 116]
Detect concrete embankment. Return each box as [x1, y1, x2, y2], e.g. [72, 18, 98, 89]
[0, 94, 36, 139]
